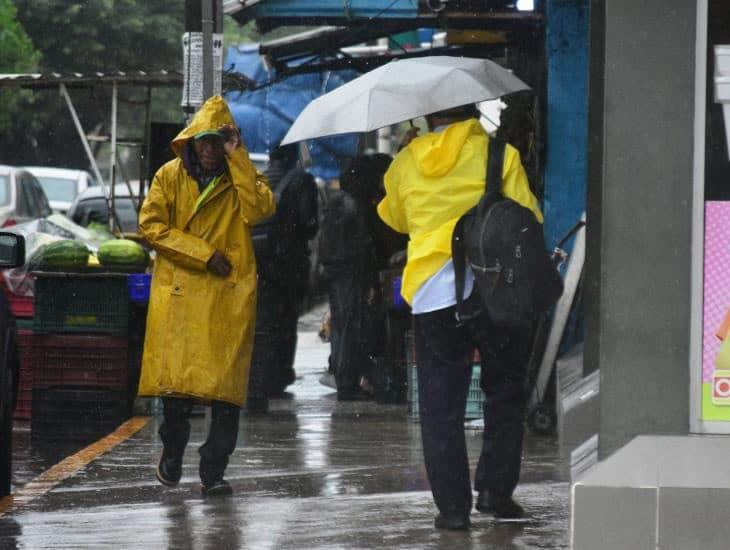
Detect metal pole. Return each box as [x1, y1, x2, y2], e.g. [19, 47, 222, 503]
[201, 0, 214, 101]
[139, 84, 152, 211]
[60, 83, 107, 200]
[110, 81, 118, 232]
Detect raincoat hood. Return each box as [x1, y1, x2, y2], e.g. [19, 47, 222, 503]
[407, 118, 483, 177]
[171, 95, 237, 158]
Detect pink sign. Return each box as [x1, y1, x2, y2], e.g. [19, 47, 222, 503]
[702, 202, 730, 383]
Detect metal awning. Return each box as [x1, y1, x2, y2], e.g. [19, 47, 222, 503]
[225, 0, 542, 32]
[0, 70, 194, 232]
[224, 0, 418, 22]
[0, 70, 183, 90]
[258, 22, 427, 63]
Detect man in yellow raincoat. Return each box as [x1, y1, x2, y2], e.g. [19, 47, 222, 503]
[378, 104, 542, 528]
[137, 95, 274, 497]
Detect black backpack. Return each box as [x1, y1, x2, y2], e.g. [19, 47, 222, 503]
[452, 138, 563, 328]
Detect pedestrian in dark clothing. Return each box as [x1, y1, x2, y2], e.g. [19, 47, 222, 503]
[377, 105, 542, 528]
[320, 154, 394, 400]
[247, 143, 319, 411]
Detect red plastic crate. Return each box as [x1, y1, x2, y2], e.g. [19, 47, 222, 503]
[13, 329, 34, 420]
[14, 386, 32, 420]
[1, 275, 35, 318]
[30, 333, 129, 391]
[8, 292, 33, 318]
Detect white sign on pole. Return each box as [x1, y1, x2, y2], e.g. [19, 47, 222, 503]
[181, 31, 223, 108]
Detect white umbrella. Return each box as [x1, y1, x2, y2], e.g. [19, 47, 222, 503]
[281, 56, 529, 145]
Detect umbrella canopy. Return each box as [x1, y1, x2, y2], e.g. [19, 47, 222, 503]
[281, 56, 530, 145]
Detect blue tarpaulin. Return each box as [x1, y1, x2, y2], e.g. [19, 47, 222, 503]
[238, 0, 418, 19]
[224, 44, 360, 180]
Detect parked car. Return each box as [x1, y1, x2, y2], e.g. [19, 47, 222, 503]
[0, 165, 53, 228]
[24, 167, 98, 215]
[0, 232, 25, 497]
[66, 182, 141, 234]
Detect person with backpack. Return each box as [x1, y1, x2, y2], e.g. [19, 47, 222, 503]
[377, 104, 543, 528]
[246, 143, 319, 412]
[319, 154, 394, 400]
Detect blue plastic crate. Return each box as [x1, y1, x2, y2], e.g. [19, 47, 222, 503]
[128, 273, 151, 303]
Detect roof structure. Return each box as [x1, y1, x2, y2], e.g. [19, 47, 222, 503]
[0, 70, 184, 90]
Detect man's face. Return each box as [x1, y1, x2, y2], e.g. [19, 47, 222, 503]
[194, 135, 225, 171]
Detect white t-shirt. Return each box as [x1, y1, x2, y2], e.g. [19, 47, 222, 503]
[411, 258, 475, 314]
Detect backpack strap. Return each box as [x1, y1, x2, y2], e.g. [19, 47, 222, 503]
[485, 137, 506, 199]
[453, 136, 505, 322]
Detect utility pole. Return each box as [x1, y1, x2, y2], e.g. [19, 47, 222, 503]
[182, 0, 223, 116]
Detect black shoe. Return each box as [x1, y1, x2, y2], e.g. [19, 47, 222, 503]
[201, 479, 233, 497]
[434, 514, 471, 530]
[475, 491, 525, 519]
[156, 450, 182, 487]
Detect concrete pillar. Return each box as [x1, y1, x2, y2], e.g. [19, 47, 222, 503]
[585, 0, 696, 457]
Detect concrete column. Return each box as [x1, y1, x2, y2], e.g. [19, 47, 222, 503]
[585, 0, 696, 457]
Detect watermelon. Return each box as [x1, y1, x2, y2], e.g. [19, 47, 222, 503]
[97, 239, 149, 269]
[36, 239, 91, 269]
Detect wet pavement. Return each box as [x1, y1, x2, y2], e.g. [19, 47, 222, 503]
[1, 303, 570, 549]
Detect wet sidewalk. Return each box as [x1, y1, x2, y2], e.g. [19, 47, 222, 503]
[1, 309, 570, 549]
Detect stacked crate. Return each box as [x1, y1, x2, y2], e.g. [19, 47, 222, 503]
[14, 323, 34, 420]
[406, 330, 485, 422]
[30, 272, 131, 438]
[2, 274, 36, 420]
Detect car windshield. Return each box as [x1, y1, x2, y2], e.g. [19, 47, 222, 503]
[72, 197, 138, 232]
[35, 176, 78, 202]
[0, 175, 9, 205]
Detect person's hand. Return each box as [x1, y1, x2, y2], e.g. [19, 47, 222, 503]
[218, 123, 241, 156]
[207, 250, 232, 277]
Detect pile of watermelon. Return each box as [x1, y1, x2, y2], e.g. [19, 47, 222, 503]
[35, 240, 90, 270]
[34, 238, 149, 271]
[97, 239, 150, 270]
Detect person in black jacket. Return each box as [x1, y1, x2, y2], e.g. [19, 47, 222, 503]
[319, 154, 397, 400]
[247, 144, 319, 411]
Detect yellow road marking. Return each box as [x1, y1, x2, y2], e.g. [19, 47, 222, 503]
[0, 416, 150, 517]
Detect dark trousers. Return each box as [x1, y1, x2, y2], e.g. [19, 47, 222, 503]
[414, 298, 532, 519]
[249, 265, 307, 400]
[329, 271, 372, 392]
[159, 397, 240, 486]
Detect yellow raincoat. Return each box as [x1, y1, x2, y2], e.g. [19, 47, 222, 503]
[137, 95, 275, 406]
[377, 118, 542, 305]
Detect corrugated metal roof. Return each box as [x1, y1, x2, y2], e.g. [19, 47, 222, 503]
[0, 70, 183, 89]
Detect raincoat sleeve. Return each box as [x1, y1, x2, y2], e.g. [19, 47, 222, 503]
[139, 170, 216, 271]
[377, 154, 409, 234]
[226, 147, 276, 226]
[501, 144, 544, 224]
